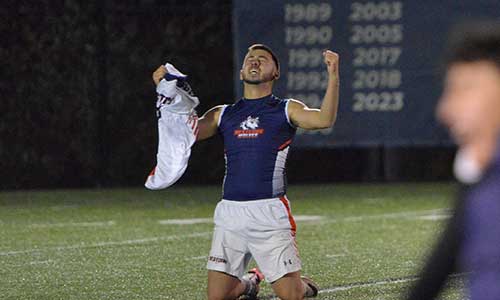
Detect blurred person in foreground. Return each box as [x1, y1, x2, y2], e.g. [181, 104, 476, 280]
[153, 45, 339, 300]
[407, 21, 500, 300]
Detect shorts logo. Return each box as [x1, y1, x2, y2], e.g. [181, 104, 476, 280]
[234, 116, 265, 138]
[208, 256, 227, 264]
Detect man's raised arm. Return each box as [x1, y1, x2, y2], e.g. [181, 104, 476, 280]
[288, 50, 340, 130]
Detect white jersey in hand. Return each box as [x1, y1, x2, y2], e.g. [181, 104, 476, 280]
[145, 63, 199, 190]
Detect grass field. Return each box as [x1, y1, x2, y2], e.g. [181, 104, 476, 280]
[0, 183, 465, 300]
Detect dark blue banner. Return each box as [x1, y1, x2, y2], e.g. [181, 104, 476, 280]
[233, 0, 500, 147]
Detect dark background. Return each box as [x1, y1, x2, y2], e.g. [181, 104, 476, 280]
[0, 0, 455, 190]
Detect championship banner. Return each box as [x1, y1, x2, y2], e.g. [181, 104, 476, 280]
[233, 0, 500, 147]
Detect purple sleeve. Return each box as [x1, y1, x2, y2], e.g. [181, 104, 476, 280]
[462, 166, 500, 300]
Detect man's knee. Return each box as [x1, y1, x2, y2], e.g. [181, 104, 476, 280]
[207, 270, 243, 300]
[272, 274, 305, 300]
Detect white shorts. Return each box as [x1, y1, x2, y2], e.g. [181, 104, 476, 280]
[206, 196, 301, 283]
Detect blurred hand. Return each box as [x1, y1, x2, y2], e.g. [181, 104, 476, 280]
[152, 65, 167, 86]
[323, 50, 339, 79]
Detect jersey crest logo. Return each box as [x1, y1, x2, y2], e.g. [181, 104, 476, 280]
[240, 116, 260, 130]
[234, 116, 264, 138]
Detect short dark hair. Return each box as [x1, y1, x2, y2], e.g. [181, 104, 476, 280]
[445, 20, 500, 69]
[248, 44, 280, 73]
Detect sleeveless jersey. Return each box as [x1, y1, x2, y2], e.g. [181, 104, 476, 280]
[218, 95, 296, 201]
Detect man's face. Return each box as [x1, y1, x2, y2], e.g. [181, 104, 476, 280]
[240, 49, 279, 85]
[438, 61, 500, 146]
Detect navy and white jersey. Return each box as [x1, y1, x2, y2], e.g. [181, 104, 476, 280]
[217, 94, 296, 201]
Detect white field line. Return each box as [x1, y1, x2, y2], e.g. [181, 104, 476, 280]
[319, 273, 465, 295]
[29, 259, 54, 265]
[300, 209, 451, 226]
[260, 274, 465, 299]
[414, 215, 450, 221]
[325, 254, 347, 258]
[319, 277, 418, 294]
[185, 255, 207, 261]
[0, 232, 210, 257]
[7, 259, 56, 267]
[294, 215, 323, 221]
[30, 221, 116, 228]
[159, 218, 211, 225]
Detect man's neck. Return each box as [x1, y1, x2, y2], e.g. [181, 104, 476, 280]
[243, 82, 273, 99]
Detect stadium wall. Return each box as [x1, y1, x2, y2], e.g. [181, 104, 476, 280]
[1, 1, 454, 189]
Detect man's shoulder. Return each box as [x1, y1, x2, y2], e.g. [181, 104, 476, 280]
[286, 99, 307, 112]
[204, 104, 227, 115]
[221, 100, 243, 113]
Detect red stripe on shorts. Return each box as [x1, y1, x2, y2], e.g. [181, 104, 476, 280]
[279, 196, 297, 236]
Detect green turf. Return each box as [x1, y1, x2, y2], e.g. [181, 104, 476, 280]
[0, 183, 464, 299]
